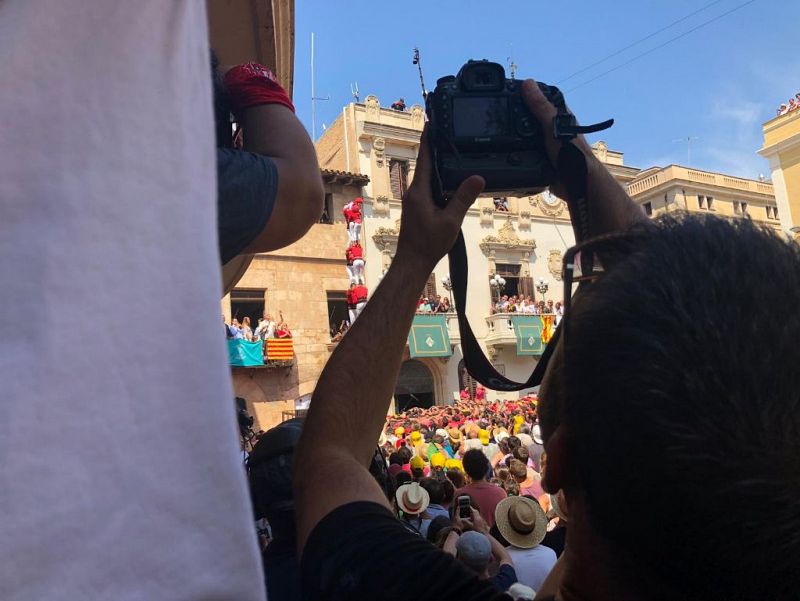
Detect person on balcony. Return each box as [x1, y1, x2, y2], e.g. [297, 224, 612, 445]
[390, 98, 406, 111]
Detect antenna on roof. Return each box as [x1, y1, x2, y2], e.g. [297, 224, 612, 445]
[412, 47, 428, 101]
[311, 32, 330, 141]
[507, 44, 518, 80]
[673, 136, 700, 165]
[351, 82, 360, 103]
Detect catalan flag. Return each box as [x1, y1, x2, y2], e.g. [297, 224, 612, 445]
[541, 315, 555, 344]
[266, 338, 294, 361]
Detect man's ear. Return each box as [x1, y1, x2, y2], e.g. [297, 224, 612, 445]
[542, 424, 570, 494]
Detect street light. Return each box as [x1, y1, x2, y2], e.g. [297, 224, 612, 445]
[441, 274, 455, 310]
[490, 274, 506, 305]
[536, 277, 549, 302]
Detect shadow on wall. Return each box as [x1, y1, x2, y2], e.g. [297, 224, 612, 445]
[232, 368, 300, 431]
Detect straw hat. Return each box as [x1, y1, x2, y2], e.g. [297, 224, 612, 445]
[532, 424, 543, 445]
[448, 428, 462, 443]
[494, 496, 548, 549]
[395, 482, 430, 515]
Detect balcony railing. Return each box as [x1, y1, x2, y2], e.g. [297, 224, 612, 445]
[485, 313, 517, 347]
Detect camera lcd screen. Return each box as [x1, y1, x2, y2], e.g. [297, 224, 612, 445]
[452, 97, 509, 137]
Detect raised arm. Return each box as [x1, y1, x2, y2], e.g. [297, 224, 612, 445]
[293, 130, 485, 553]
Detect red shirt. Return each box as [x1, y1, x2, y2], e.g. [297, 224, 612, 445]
[345, 245, 363, 263]
[455, 481, 508, 527]
[346, 288, 359, 307]
[354, 285, 368, 302]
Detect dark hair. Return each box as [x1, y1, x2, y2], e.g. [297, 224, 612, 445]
[446, 469, 465, 489]
[462, 449, 490, 481]
[512, 445, 529, 464]
[545, 215, 800, 600]
[396, 446, 413, 464]
[388, 452, 403, 466]
[393, 471, 412, 488]
[419, 477, 445, 505]
[441, 478, 455, 506]
[427, 516, 452, 544]
[506, 436, 521, 451]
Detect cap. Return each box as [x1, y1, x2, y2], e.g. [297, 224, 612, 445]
[456, 531, 492, 571]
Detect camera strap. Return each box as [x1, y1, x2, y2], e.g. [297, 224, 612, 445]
[447, 141, 592, 391]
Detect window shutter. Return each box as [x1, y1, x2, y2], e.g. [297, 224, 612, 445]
[423, 273, 437, 298]
[518, 276, 534, 298]
[389, 159, 409, 199]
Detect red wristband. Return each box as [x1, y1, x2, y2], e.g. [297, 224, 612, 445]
[223, 62, 295, 115]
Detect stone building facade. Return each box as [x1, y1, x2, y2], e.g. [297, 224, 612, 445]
[316, 96, 642, 412]
[626, 164, 778, 229]
[221, 169, 368, 429]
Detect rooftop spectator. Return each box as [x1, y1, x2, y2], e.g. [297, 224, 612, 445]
[390, 98, 407, 111]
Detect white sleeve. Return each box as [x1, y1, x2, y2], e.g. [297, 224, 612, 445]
[0, 2, 265, 599]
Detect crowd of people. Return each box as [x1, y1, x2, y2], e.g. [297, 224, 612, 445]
[226, 313, 292, 342]
[417, 295, 453, 313]
[491, 296, 563, 317]
[249, 393, 565, 599]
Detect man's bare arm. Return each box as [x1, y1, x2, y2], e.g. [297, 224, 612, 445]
[293, 130, 485, 554]
[239, 104, 324, 253]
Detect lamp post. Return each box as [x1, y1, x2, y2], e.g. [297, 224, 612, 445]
[536, 277, 549, 302]
[490, 274, 506, 307]
[441, 274, 454, 310]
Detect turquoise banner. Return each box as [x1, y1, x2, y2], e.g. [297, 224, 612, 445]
[511, 315, 544, 356]
[228, 339, 265, 367]
[407, 314, 452, 358]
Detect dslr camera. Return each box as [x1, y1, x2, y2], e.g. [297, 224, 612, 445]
[426, 59, 569, 202]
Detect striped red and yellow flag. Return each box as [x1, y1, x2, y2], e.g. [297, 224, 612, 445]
[541, 315, 554, 344]
[266, 338, 294, 361]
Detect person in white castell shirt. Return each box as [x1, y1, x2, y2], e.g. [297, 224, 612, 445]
[0, 2, 266, 599]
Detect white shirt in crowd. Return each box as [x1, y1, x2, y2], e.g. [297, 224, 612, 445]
[507, 544, 558, 592]
[0, 2, 265, 599]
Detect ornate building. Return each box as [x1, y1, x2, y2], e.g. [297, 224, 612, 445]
[759, 91, 800, 239]
[626, 164, 778, 229]
[316, 96, 641, 410]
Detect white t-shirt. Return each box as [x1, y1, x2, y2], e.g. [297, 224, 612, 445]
[0, 2, 265, 599]
[507, 544, 558, 592]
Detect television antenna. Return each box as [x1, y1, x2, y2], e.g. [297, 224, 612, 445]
[310, 32, 330, 141]
[673, 136, 700, 165]
[412, 47, 428, 100]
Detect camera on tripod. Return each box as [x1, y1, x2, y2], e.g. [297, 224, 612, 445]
[426, 59, 569, 202]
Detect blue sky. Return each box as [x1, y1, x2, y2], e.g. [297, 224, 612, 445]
[293, 0, 799, 179]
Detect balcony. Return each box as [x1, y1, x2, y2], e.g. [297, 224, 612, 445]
[485, 312, 550, 356]
[485, 313, 517, 348]
[228, 338, 294, 369]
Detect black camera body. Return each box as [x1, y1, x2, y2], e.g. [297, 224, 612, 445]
[426, 60, 568, 202]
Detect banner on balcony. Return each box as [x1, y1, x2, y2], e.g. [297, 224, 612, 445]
[266, 338, 294, 362]
[228, 339, 265, 367]
[408, 314, 452, 358]
[511, 315, 545, 356]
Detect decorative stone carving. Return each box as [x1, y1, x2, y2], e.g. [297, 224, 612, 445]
[519, 210, 531, 230]
[410, 105, 425, 129]
[533, 193, 567, 217]
[521, 251, 531, 277]
[547, 249, 563, 281]
[365, 95, 380, 121]
[592, 140, 608, 162]
[372, 137, 385, 168]
[479, 220, 536, 253]
[373, 194, 390, 216]
[479, 200, 494, 226]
